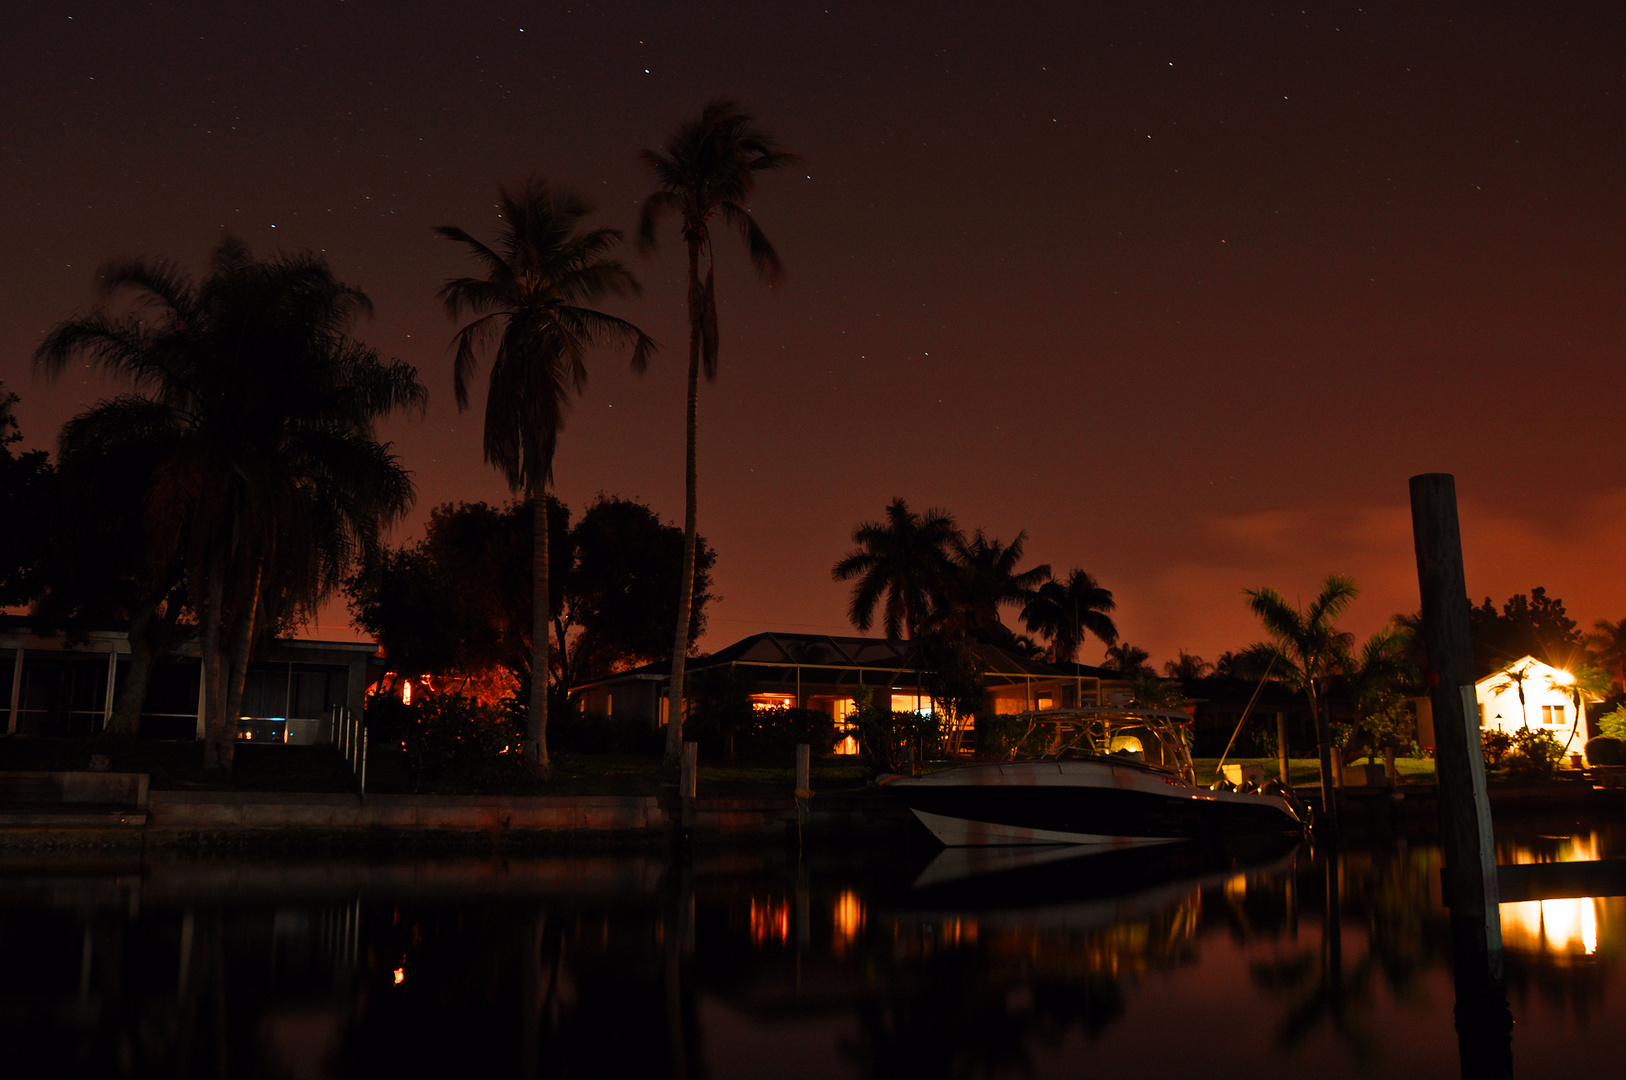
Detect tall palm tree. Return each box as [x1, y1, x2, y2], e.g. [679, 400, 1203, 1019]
[437, 178, 654, 777]
[639, 99, 797, 766]
[1244, 574, 1358, 819]
[1020, 569, 1118, 664]
[929, 530, 1050, 645]
[832, 498, 960, 639]
[37, 238, 424, 768]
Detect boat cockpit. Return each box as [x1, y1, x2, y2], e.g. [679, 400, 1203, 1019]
[994, 708, 1196, 785]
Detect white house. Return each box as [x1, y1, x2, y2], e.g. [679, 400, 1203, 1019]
[1475, 656, 1595, 741]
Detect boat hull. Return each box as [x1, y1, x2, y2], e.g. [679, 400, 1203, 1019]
[883, 761, 1305, 847]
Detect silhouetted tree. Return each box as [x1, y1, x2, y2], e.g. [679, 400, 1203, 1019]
[1244, 574, 1358, 814]
[1103, 643, 1154, 676]
[0, 384, 55, 608]
[640, 99, 796, 767]
[927, 529, 1049, 648]
[1586, 617, 1626, 697]
[37, 238, 422, 767]
[1021, 569, 1118, 664]
[437, 178, 654, 776]
[1164, 651, 1212, 679]
[833, 497, 959, 639]
[1469, 587, 1582, 675]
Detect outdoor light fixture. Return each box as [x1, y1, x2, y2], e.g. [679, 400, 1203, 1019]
[1556, 669, 1576, 686]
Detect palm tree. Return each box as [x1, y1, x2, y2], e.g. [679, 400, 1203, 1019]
[37, 238, 425, 768]
[640, 99, 797, 767]
[1587, 617, 1626, 696]
[1021, 569, 1118, 664]
[928, 530, 1050, 646]
[832, 498, 960, 639]
[1244, 574, 1358, 819]
[1103, 643, 1154, 676]
[1346, 624, 1417, 782]
[437, 178, 654, 776]
[1163, 651, 1213, 679]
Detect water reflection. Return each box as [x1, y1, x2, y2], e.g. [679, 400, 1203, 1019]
[2, 828, 1625, 1077]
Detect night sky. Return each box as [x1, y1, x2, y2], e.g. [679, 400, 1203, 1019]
[5, 2, 1626, 664]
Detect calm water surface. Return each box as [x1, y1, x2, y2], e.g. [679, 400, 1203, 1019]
[3, 822, 1623, 1079]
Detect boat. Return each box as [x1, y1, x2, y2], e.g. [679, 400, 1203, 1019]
[879, 707, 1309, 847]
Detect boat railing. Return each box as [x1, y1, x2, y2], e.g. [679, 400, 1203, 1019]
[989, 708, 1196, 785]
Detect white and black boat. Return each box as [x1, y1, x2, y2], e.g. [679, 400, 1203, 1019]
[880, 707, 1308, 847]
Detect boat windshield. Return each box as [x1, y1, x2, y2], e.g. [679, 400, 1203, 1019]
[998, 709, 1196, 784]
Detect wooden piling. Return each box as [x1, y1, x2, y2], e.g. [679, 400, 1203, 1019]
[1409, 474, 1502, 943]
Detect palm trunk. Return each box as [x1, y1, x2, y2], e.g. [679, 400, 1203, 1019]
[665, 234, 706, 768]
[529, 492, 553, 778]
[105, 596, 161, 738]
[220, 559, 263, 767]
[200, 557, 228, 771]
[1309, 687, 1338, 823]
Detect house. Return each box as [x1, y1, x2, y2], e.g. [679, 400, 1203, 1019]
[1473, 655, 1597, 740]
[0, 618, 377, 744]
[569, 632, 1133, 754]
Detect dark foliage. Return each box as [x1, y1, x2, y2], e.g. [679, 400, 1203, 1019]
[348, 495, 713, 700]
[560, 495, 716, 688]
[372, 692, 529, 791]
[1585, 736, 1623, 766]
[0, 385, 55, 608]
[683, 666, 834, 760]
[1481, 729, 1513, 767]
[547, 711, 666, 755]
[1469, 588, 1583, 675]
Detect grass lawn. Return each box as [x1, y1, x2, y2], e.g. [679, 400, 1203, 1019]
[1192, 755, 1437, 788]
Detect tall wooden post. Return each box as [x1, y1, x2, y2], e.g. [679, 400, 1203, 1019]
[1409, 474, 1500, 929]
[1409, 474, 1512, 1079]
[1276, 712, 1290, 786]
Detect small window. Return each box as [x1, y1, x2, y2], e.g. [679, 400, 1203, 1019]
[1478, 703, 1486, 727]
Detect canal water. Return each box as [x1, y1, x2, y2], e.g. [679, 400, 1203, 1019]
[2, 821, 1622, 1078]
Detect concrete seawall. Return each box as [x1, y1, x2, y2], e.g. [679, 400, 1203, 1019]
[0, 782, 914, 851]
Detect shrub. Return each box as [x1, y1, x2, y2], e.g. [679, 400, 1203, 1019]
[1586, 736, 1624, 766]
[1595, 707, 1626, 742]
[1480, 729, 1514, 767]
[1505, 727, 1564, 779]
[399, 693, 528, 791]
[974, 714, 1056, 760]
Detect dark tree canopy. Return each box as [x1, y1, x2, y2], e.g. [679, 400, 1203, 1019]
[1469, 587, 1583, 675]
[562, 495, 716, 687]
[347, 495, 714, 695]
[0, 384, 55, 608]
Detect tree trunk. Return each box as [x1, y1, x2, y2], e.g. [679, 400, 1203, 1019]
[105, 597, 160, 738]
[200, 557, 228, 771]
[665, 234, 706, 769]
[221, 560, 263, 766]
[1309, 687, 1338, 823]
[1385, 743, 1399, 785]
[528, 493, 553, 778]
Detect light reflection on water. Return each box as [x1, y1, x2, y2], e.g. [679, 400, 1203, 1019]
[0, 824, 1622, 1078]
[1499, 830, 1618, 959]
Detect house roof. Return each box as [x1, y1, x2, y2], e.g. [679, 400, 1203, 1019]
[1475, 654, 1603, 700]
[570, 631, 1128, 693]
